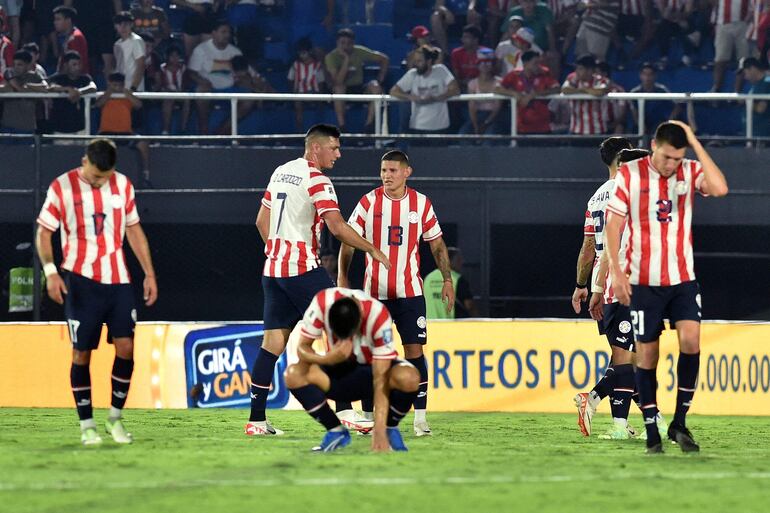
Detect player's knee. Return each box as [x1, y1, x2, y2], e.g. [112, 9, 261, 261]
[72, 349, 91, 365]
[679, 337, 700, 354]
[403, 343, 423, 359]
[611, 347, 633, 365]
[284, 364, 308, 389]
[391, 364, 420, 392]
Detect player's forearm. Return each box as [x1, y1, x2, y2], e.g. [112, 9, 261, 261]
[429, 238, 452, 281]
[297, 342, 326, 365]
[593, 251, 610, 292]
[604, 213, 624, 273]
[331, 222, 378, 255]
[690, 139, 729, 197]
[35, 226, 55, 266]
[337, 243, 355, 283]
[575, 237, 596, 285]
[256, 205, 270, 243]
[126, 224, 156, 277]
[371, 360, 390, 436]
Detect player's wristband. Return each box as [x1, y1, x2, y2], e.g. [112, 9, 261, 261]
[443, 278, 452, 283]
[43, 263, 58, 277]
[576, 283, 587, 289]
[592, 284, 604, 294]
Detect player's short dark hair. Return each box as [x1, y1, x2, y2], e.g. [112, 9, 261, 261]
[22, 42, 40, 55]
[61, 50, 82, 64]
[599, 136, 633, 166]
[336, 28, 355, 40]
[86, 138, 118, 172]
[328, 297, 361, 339]
[13, 50, 32, 64]
[305, 123, 341, 143]
[654, 122, 688, 149]
[231, 55, 248, 72]
[462, 24, 482, 41]
[381, 150, 409, 166]
[53, 5, 77, 19]
[521, 50, 539, 64]
[113, 11, 134, 24]
[616, 148, 650, 164]
[108, 72, 125, 83]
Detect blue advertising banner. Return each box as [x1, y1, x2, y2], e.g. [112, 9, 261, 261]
[183, 324, 289, 409]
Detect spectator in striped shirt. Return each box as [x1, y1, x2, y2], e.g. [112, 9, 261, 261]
[561, 54, 610, 138]
[35, 138, 158, 446]
[52, 5, 89, 75]
[337, 150, 455, 437]
[288, 37, 325, 131]
[712, 0, 753, 92]
[575, 0, 621, 62]
[605, 121, 728, 453]
[158, 45, 190, 135]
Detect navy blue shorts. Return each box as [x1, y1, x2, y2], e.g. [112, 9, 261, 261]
[63, 272, 136, 351]
[323, 358, 409, 403]
[262, 267, 333, 330]
[381, 296, 427, 345]
[597, 302, 635, 352]
[630, 280, 702, 343]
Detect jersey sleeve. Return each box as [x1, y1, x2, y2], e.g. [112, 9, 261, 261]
[583, 209, 595, 235]
[691, 160, 707, 195]
[37, 182, 61, 231]
[370, 306, 398, 360]
[261, 189, 272, 209]
[300, 292, 325, 340]
[422, 198, 442, 241]
[347, 193, 371, 236]
[606, 166, 630, 217]
[307, 173, 340, 215]
[125, 180, 140, 226]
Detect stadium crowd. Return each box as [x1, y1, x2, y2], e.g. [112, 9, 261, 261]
[0, 0, 767, 147]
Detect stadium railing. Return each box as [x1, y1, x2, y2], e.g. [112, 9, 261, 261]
[2, 91, 770, 142]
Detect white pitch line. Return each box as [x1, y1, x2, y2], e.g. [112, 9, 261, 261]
[2, 472, 770, 492]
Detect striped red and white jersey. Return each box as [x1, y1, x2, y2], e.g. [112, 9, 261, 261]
[748, 0, 765, 40]
[261, 158, 340, 278]
[299, 287, 398, 365]
[287, 60, 324, 93]
[160, 62, 185, 91]
[36, 168, 139, 284]
[0, 36, 14, 82]
[606, 156, 706, 287]
[563, 72, 610, 135]
[348, 186, 443, 300]
[713, 0, 752, 24]
[621, 0, 645, 16]
[548, 0, 578, 17]
[600, 82, 626, 129]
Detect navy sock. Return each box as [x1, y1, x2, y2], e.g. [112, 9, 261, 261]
[249, 348, 278, 422]
[291, 385, 341, 430]
[674, 352, 700, 427]
[110, 356, 134, 410]
[591, 365, 616, 400]
[71, 363, 93, 421]
[335, 401, 353, 412]
[387, 389, 417, 427]
[635, 367, 661, 446]
[609, 363, 634, 421]
[407, 355, 428, 410]
[361, 396, 374, 412]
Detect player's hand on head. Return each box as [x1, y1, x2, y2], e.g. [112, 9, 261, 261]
[46, 273, 68, 305]
[143, 275, 158, 306]
[667, 119, 697, 141]
[571, 287, 588, 314]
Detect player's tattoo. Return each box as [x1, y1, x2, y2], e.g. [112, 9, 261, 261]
[576, 236, 596, 285]
[431, 240, 452, 281]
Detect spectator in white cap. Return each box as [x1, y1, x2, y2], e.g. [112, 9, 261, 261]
[496, 26, 543, 75]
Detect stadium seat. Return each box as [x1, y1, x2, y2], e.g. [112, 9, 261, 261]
[374, 0, 394, 23]
[351, 23, 394, 54]
[263, 41, 290, 64]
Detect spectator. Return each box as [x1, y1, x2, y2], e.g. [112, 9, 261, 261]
[654, 0, 704, 67]
[130, 0, 171, 46]
[614, 0, 654, 62]
[29, 0, 59, 65]
[0, 11, 13, 82]
[496, 26, 542, 75]
[561, 54, 609, 137]
[187, 20, 242, 134]
[112, 11, 146, 91]
[460, 48, 503, 138]
[52, 5, 89, 74]
[430, 0, 458, 55]
[171, 0, 216, 59]
[630, 62, 681, 135]
[741, 57, 770, 142]
[96, 72, 151, 187]
[224, 54, 274, 133]
[139, 32, 161, 91]
[0, 0, 20, 47]
[575, 0, 621, 63]
[324, 28, 388, 132]
[425, 246, 477, 318]
[596, 61, 627, 134]
[405, 25, 444, 69]
[47, 50, 97, 140]
[157, 45, 190, 135]
[21, 42, 46, 78]
[450, 24, 490, 91]
[505, 0, 560, 76]
[288, 37, 325, 130]
[712, 0, 752, 92]
[468, 0, 515, 47]
[547, 0, 580, 54]
[0, 49, 48, 134]
[225, 0, 262, 59]
[66, 0, 122, 80]
[390, 45, 460, 138]
[496, 50, 559, 136]
[754, 0, 770, 64]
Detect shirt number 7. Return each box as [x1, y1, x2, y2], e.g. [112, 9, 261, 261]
[275, 192, 288, 233]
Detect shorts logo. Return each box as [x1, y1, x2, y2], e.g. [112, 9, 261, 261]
[131, 309, 137, 322]
[695, 293, 702, 309]
[416, 316, 427, 329]
[619, 320, 632, 334]
[111, 194, 125, 209]
[408, 211, 419, 224]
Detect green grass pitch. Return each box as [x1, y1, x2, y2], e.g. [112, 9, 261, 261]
[2, 409, 770, 513]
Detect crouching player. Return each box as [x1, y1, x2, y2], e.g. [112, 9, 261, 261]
[284, 287, 420, 452]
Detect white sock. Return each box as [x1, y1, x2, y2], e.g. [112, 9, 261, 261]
[613, 417, 628, 427]
[414, 409, 426, 424]
[108, 407, 122, 421]
[362, 411, 374, 421]
[80, 418, 96, 430]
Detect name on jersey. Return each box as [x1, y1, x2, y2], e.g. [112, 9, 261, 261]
[272, 173, 303, 186]
[590, 190, 611, 205]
